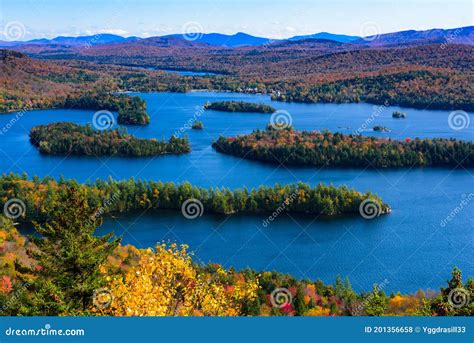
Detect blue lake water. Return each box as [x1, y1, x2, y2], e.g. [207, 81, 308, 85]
[1, 92, 473, 293]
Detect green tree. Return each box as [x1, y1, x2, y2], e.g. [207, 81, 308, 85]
[27, 185, 120, 315]
[364, 284, 388, 316]
[294, 285, 308, 315]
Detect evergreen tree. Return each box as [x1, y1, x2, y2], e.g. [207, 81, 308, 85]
[27, 185, 120, 315]
[294, 285, 308, 315]
[364, 284, 388, 316]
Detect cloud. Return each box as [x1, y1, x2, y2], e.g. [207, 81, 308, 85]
[101, 29, 128, 35]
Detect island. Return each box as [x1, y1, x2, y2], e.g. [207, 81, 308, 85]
[212, 126, 474, 168]
[29, 122, 190, 157]
[373, 125, 391, 132]
[204, 101, 276, 113]
[392, 111, 407, 118]
[0, 173, 389, 221]
[192, 121, 204, 129]
[117, 96, 150, 125]
[63, 91, 151, 125]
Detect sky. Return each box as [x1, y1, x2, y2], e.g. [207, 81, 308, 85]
[0, 0, 472, 41]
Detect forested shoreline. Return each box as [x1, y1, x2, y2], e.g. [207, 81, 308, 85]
[213, 127, 474, 168]
[271, 70, 474, 111]
[0, 200, 470, 316]
[204, 101, 276, 113]
[0, 173, 389, 222]
[2, 44, 473, 114]
[29, 123, 189, 156]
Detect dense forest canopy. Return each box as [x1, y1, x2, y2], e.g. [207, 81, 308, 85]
[0, 31, 473, 317]
[0, 173, 389, 221]
[213, 126, 474, 168]
[29, 123, 190, 156]
[204, 101, 276, 113]
[1, 41, 473, 113]
[0, 194, 471, 316]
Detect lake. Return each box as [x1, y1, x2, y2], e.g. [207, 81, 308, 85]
[1, 91, 473, 293]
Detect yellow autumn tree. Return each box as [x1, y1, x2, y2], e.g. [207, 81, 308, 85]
[95, 243, 259, 316]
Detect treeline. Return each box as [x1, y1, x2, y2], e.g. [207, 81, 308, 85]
[0, 201, 471, 316]
[64, 91, 150, 125]
[29, 123, 190, 157]
[0, 173, 388, 222]
[213, 126, 474, 168]
[271, 70, 474, 111]
[204, 101, 276, 113]
[234, 266, 474, 316]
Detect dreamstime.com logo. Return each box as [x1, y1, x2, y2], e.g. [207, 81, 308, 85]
[93, 287, 114, 309]
[181, 198, 204, 219]
[2, 21, 26, 41]
[0, 282, 30, 314]
[182, 22, 204, 41]
[440, 27, 463, 50]
[0, 105, 30, 136]
[359, 198, 382, 219]
[440, 193, 473, 227]
[448, 110, 470, 131]
[3, 198, 26, 220]
[174, 105, 205, 138]
[353, 101, 389, 135]
[262, 192, 297, 227]
[448, 288, 470, 309]
[269, 110, 292, 130]
[351, 279, 390, 315]
[270, 287, 293, 308]
[360, 21, 381, 42]
[92, 110, 115, 130]
[5, 324, 85, 337]
[86, 191, 121, 226]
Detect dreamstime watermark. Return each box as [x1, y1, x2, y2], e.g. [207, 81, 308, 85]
[351, 279, 389, 315]
[181, 198, 204, 219]
[359, 198, 382, 219]
[352, 101, 389, 135]
[182, 21, 204, 41]
[5, 324, 85, 337]
[174, 105, 205, 138]
[448, 287, 470, 309]
[83, 33, 103, 49]
[360, 21, 381, 42]
[0, 282, 30, 314]
[270, 287, 293, 308]
[93, 287, 114, 309]
[0, 106, 30, 136]
[269, 110, 292, 130]
[3, 198, 26, 220]
[440, 193, 473, 227]
[262, 192, 298, 227]
[261, 24, 293, 49]
[440, 27, 463, 50]
[448, 110, 470, 131]
[87, 191, 121, 226]
[2, 21, 26, 41]
[92, 110, 115, 130]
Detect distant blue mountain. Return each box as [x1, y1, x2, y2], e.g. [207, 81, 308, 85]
[1, 26, 472, 48]
[289, 32, 360, 43]
[163, 32, 272, 47]
[352, 26, 474, 46]
[0, 34, 140, 47]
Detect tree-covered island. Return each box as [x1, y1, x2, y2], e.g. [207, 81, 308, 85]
[29, 123, 190, 157]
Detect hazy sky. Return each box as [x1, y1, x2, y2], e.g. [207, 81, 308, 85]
[0, 0, 472, 40]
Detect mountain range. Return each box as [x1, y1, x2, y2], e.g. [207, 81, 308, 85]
[1, 26, 471, 48]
